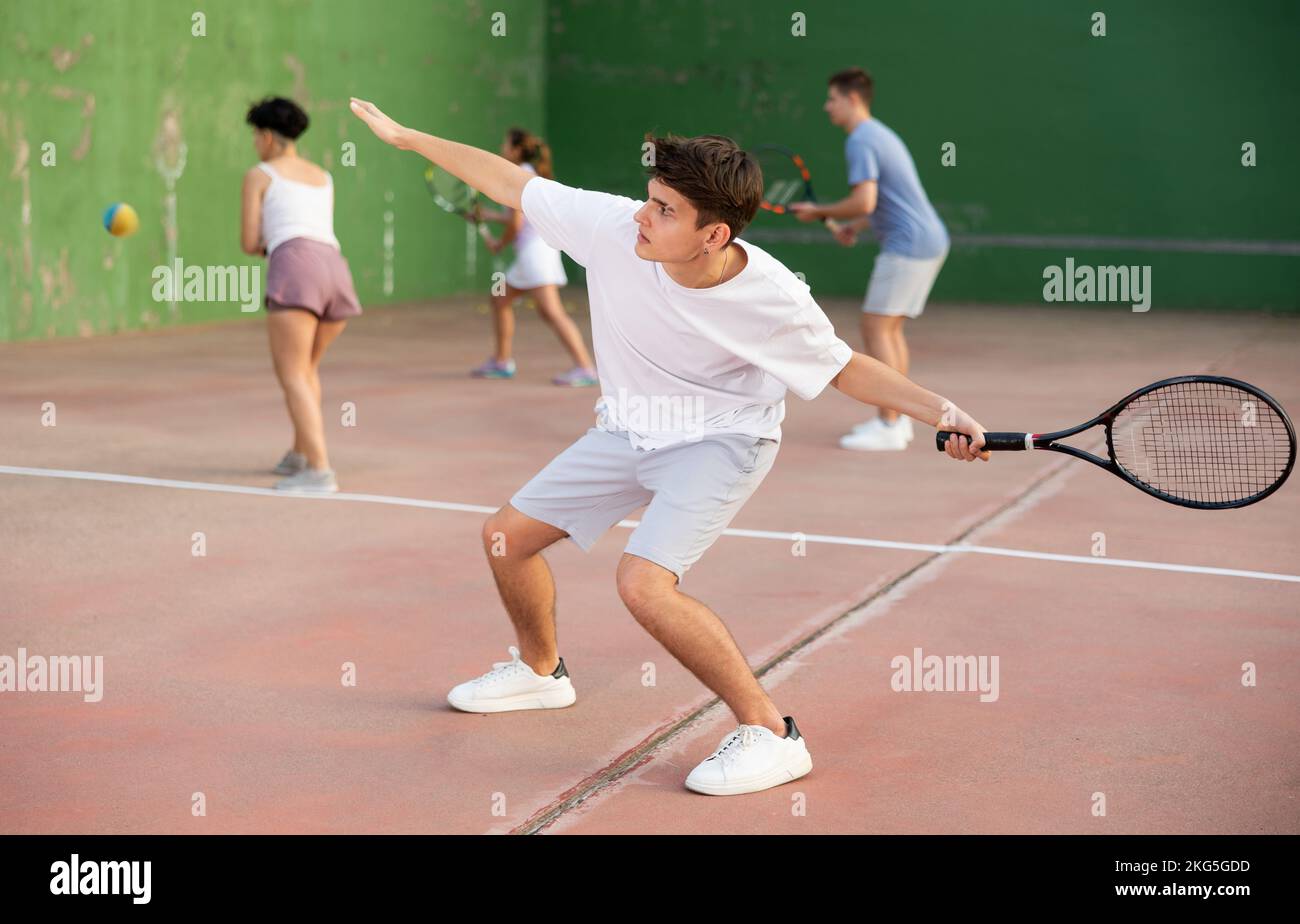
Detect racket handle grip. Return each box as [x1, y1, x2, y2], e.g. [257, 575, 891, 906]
[934, 431, 1033, 452]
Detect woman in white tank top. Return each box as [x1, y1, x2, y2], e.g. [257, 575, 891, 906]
[471, 128, 597, 386]
[241, 97, 361, 493]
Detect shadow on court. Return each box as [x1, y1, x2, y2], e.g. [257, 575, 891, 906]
[1, 297, 1297, 833]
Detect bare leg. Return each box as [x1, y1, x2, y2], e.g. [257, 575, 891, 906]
[616, 554, 786, 736]
[529, 285, 594, 369]
[267, 308, 331, 470]
[293, 376, 322, 455]
[891, 316, 910, 378]
[491, 292, 516, 363]
[859, 313, 901, 423]
[481, 504, 569, 675]
[292, 318, 345, 453]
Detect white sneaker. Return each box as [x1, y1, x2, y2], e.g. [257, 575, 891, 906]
[273, 467, 339, 493]
[446, 645, 576, 713]
[840, 417, 910, 451]
[850, 416, 913, 439]
[272, 450, 307, 476]
[684, 716, 813, 796]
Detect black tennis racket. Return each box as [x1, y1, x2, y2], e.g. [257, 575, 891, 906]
[424, 164, 491, 243]
[753, 144, 831, 228]
[936, 375, 1296, 510]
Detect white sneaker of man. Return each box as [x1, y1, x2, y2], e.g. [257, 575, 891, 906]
[851, 415, 913, 439]
[684, 717, 813, 796]
[840, 415, 912, 451]
[446, 646, 576, 713]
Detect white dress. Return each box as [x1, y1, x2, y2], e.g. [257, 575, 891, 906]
[505, 162, 569, 289]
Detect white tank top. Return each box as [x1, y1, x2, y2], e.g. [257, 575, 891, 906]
[257, 161, 340, 255]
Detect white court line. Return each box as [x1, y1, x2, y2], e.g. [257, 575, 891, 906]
[0, 465, 496, 514]
[3, 464, 1298, 585]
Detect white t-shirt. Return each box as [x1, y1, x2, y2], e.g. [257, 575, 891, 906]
[520, 176, 854, 450]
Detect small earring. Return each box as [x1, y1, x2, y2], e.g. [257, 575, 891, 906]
[703, 247, 709, 255]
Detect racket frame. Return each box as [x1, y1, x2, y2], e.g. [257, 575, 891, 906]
[754, 144, 817, 215]
[753, 143, 839, 233]
[424, 165, 492, 243]
[937, 375, 1297, 510]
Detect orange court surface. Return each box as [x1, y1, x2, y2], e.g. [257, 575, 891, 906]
[3, 298, 1297, 835]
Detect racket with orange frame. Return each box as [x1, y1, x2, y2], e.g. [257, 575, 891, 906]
[753, 144, 832, 228]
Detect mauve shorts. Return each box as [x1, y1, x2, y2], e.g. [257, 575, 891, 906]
[265, 237, 362, 321]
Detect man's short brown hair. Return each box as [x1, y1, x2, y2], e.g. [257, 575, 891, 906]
[644, 133, 762, 243]
[828, 67, 874, 106]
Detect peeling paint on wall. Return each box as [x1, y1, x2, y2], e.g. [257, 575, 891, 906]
[48, 85, 96, 159]
[49, 34, 94, 72]
[0, 1, 547, 341]
[153, 98, 188, 319]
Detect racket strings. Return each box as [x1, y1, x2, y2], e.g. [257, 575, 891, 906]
[763, 179, 803, 206]
[1110, 381, 1293, 505]
[755, 150, 808, 209]
[428, 167, 475, 213]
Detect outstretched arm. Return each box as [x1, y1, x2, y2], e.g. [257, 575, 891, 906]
[831, 352, 990, 461]
[350, 98, 532, 209]
[790, 181, 877, 223]
[475, 207, 514, 224]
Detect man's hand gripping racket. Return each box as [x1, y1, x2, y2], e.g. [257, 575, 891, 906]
[937, 400, 991, 462]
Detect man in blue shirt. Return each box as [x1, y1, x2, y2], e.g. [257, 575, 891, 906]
[792, 67, 949, 451]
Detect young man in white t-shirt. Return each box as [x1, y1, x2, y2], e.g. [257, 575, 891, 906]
[352, 97, 990, 797]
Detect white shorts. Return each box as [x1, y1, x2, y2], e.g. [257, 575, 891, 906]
[509, 428, 779, 581]
[862, 247, 948, 318]
[505, 240, 568, 290]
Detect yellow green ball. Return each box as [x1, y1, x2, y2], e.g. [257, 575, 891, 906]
[103, 202, 139, 237]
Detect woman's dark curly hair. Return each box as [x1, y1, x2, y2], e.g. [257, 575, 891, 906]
[246, 97, 309, 140]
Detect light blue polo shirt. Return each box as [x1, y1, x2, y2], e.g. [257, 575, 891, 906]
[845, 118, 948, 259]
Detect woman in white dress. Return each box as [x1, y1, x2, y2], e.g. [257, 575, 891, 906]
[471, 128, 597, 386]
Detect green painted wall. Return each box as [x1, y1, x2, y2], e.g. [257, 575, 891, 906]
[5, 0, 1297, 343]
[544, 0, 1300, 311]
[0, 0, 545, 341]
